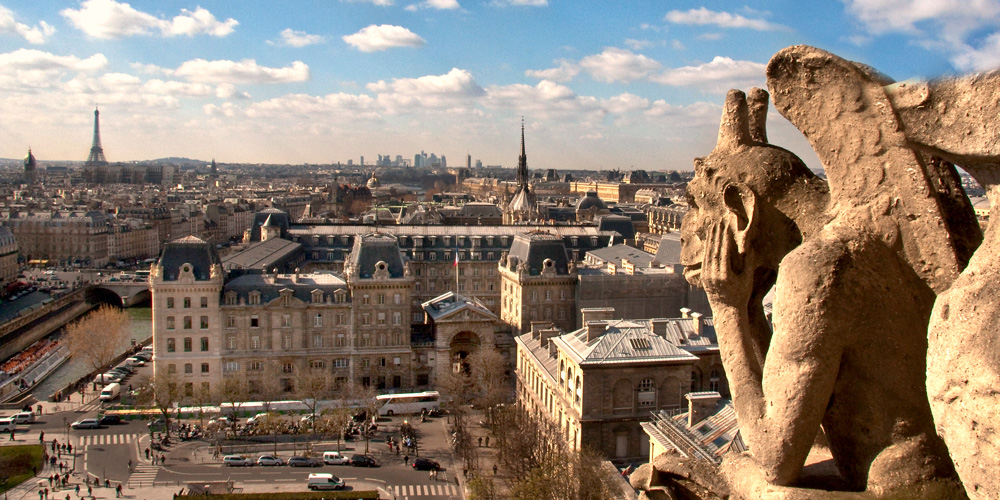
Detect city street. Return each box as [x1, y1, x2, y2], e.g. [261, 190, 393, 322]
[2, 402, 463, 500]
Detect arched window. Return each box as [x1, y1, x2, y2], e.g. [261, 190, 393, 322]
[638, 378, 656, 407]
[709, 369, 721, 392]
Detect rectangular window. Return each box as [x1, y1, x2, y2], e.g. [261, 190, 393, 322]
[362, 314, 371, 326]
[183, 297, 191, 308]
[224, 361, 239, 372]
[200, 316, 208, 329]
[184, 363, 192, 374]
[394, 357, 401, 366]
[227, 336, 236, 350]
[201, 363, 209, 373]
[166, 338, 175, 352]
[167, 364, 177, 374]
[393, 293, 401, 305]
[183, 316, 192, 329]
[250, 336, 260, 350]
[309, 360, 326, 369]
[380, 358, 387, 367]
[377, 312, 386, 325]
[314, 314, 322, 327]
[183, 337, 192, 352]
[393, 312, 401, 326]
[200, 297, 208, 308]
[248, 361, 262, 371]
[336, 334, 345, 347]
[282, 314, 291, 327]
[334, 358, 349, 368]
[226, 316, 235, 328]
[336, 313, 345, 325]
[166, 316, 175, 330]
[362, 359, 370, 368]
[184, 383, 193, 397]
[312, 334, 322, 348]
[363, 295, 370, 305]
[283, 333, 292, 350]
[377, 293, 385, 305]
[282, 362, 294, 374]
[166, 297, 174, 308]
[250, 316, 259, 328]
[200, 337, 209, 351]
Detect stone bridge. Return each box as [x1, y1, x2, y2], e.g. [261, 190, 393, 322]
[86, 282, 151, 307]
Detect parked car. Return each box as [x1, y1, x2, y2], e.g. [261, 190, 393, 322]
[350, 455, 379, 467]
[246, 413, 270, 425]
[223, 455, 253, 467]
[12, 411, 35, 424]
[287, 456, 321, 468]
[0, 417, 16, 433]
[322, 451, 349, 465]
[99, 415, 122, 425]
[412, 458, 440, 471]
[125, 357, 146, 366]
[256, 455, 284, 466]
[307, 473, 345, 491]
[71, 418, 101, 429]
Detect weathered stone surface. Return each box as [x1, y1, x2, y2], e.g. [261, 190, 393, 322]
[636, 44, 982, 500]
[630, 450, 729, 500]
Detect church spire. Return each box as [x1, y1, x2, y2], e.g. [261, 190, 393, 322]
[85, 106, 108, 166]
[516, 117, 528, 189]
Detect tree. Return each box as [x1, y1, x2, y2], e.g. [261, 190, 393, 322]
[346, 383, 379, 454]
[466, 348, 510, 426]
[215, 376, 249, 423]
[65, 305, 131, 377]
[320, 407, 353, 452]
[295, 370, 331, 435]
[135, 372, 182, 440]
[254, 364, 285, 415]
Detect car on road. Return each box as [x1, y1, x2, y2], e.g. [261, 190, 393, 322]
[287, 456, 321, 467]
[0, 417, 16, 433]
[350, 454, 379, 467]
[71, 418, 101, 429]
[246, 413, 270, 425]
[412, 458, 440, 471]
[223, 455, 253, 467]
[307, 473, 345, 491]
[98, 415, 122, 425]
[256, 455, 284, 466]
[125, 357, 145, 366]
[322, 451, 349, 465]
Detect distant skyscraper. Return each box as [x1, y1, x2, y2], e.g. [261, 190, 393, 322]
[85, 107, 108, 167]
[211, 158, 218, 176]
[360, 155, 364, 167]
[467, 154, 472, 169]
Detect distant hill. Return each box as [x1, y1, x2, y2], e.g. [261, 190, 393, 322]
[141, 157, 206, 166]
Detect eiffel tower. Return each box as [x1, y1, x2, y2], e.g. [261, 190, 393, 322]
[85, 107, 108, 167]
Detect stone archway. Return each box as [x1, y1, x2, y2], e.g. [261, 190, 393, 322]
[450, 331, 481, 373]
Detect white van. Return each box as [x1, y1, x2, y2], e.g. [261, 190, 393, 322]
[0, 417, 15, 433]
[306, 473, 345, 490]
[12, 411, 35, 424]
[99, 383, 121, 402]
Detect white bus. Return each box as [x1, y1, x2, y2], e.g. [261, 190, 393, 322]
[375, 391, 440, 416]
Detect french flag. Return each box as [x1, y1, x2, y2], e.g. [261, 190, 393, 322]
[453, 251, 459, 267]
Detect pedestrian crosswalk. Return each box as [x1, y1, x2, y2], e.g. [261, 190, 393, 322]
[127, 464, 158, 487]
[77, 433, 139, 446]
[390, 484, 458, 497]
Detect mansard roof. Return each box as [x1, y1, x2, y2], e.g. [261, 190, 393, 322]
[158, 235, 219, 281]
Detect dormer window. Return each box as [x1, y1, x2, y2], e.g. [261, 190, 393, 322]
[311, 290, 323, 304]
[224, 291, 237, 305]
[249, 291, 261, 305]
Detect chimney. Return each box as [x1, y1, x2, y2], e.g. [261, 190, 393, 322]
[650, 318, 668, 338]
[687, 391, 721, 428]
[541, 328, 561, 357]
[581, 307, 615, 325]
[531, 321, 548, 341]
[293, 267, 300, 283]
[586, 321, 607, 342]
[679, 307, 691, 318]
[690, 312, 703, 338]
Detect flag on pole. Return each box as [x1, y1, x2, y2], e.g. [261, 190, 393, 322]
[453, 251, 459, 267]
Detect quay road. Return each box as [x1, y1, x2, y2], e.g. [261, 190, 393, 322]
[2, 396, 464, 500]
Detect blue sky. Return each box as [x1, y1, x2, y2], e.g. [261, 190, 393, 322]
[3, 1, 1000, 170]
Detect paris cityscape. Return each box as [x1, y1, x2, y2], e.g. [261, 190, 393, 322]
[1, 2, 998, 500]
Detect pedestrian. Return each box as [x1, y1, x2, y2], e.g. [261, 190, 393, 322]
[115, 484, 122, 498]
[44, 487, 49, 499]
[87, 486, 92, 498]
[429, 470, 434, 481]
[66, 494, 70, 500]
[48, 475, 53, 487]
[39, 490, 43, 500]
[493, 464, 498, 476]
[67, 444, 72, 454]
[485, 436, 489, 447]
[127, 460, 132, 472]
[75, 485, 80, 497]
[403, 454, 409, 465]
[9, 428, 14, 440]
[40, 431, 45, 442]
[105, 479, 109, 489]
[477, 436, 482, 447]
[52, 440, 58, 452]
[144, 448, 150, 459]
[54, 474, 59, 486]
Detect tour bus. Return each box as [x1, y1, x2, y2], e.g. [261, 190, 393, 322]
[375, 391, 440, 416]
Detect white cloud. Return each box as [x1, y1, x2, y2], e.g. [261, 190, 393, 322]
[174, 59, 310, 84]
[650, 56, 765, 92]
[215, 83, 249, 99]
[952, 32, 1000, 71]
[342, 0, 394, 5]
[367, 68, 484, 112]
[493, 0, 547, 5]
[343, 25, 425, 52]
[272, 28, 325, 48]
[578, 47, 661, 83]
[60, 0, 236, 39]
[624, 39, 665, 50]
[426, 0, 461, 9]
[0, 48, 107, 72]
[602, 93, 650, 114]
[0, 5, 55, 44]
[665, 7, 788, 31]
[524, 59, 580, 82]
[696, 32, 723, 41]
[130, 62, 172, 75]
[143, 79, 214, 97]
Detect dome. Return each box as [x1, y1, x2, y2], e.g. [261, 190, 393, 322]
[575, 191, 607, 211]
[24, 148, 36, 170]
[366, 171, 380, 189]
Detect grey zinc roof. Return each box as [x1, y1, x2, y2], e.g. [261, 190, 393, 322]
[248, 209, 291, 242]
[658, 317, 718, 351]
[224, 272, 347, 304]
[458, 203, 502, 217]
[507, 232, 570, 275]
[158, 236, 219, 281]
[347, 233, 405, 278]
[554, 319, 698, 365]
[287, 224, 611, 238]
[586, 244, 655, 267]
[596, 215, 636, 240]
[421, 291, 498, 321]
[222, 238, 303, 271]
[655, 233, 682, 265]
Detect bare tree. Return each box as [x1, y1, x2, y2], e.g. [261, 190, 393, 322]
[467, 348, 510, 425]
[295, 370, 331, 434]
[320, 406, 353, 452]
[254, 363, 285, 415]
[135, 372, 182, 440]
[346, 383, 379, 454]
[215, 376, 249, 422]
[65, 305, 131, 377]
[492, 404, 566, 480]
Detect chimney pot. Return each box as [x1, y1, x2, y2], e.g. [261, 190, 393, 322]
[586, 321, 607, 342]
[691, 312, 703, 337]
[680, 307, 691, 318]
